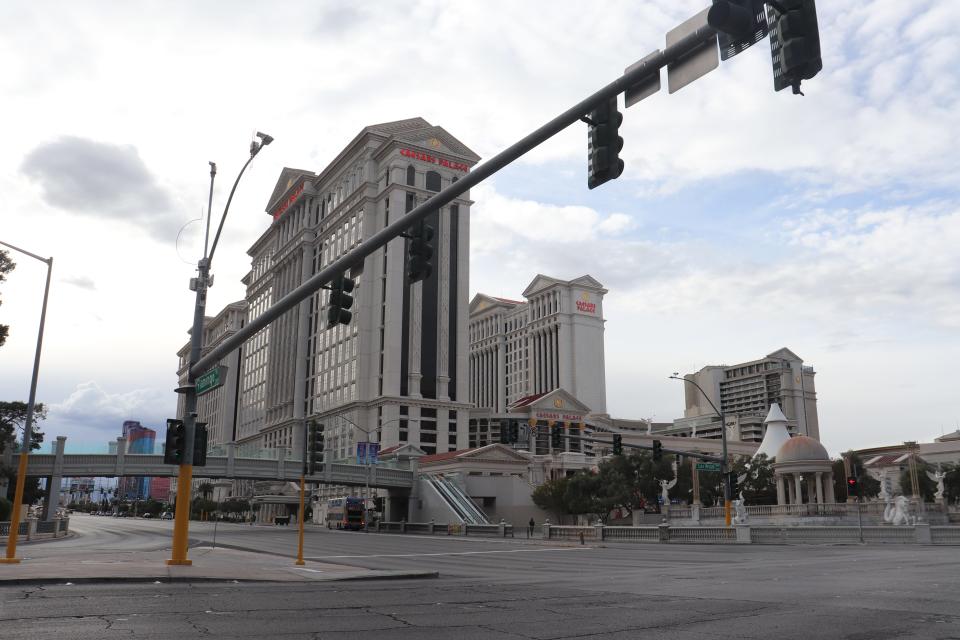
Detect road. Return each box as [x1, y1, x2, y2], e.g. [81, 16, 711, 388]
[3, 514, 959, 638]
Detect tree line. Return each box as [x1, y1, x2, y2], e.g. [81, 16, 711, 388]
[532, 450, 960, 524]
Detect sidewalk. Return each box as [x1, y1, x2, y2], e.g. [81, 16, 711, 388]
[0, 545, 437, 586]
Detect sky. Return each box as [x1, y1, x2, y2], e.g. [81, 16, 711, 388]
[1, 1, 959, 456]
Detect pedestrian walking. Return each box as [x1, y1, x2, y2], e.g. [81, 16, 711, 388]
[528, 517, 535, 538]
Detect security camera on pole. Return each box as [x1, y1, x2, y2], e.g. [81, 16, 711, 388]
[167, 132, 273, 567]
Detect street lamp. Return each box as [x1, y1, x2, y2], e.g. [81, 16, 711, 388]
[668, 373, 732, 527]
[0, 240, 52, 564]
[168, 131, 273, 567]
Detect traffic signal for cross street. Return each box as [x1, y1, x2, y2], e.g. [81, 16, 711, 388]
[652, 439, 663, 461]
[768, 0, 822, 94]
[586, 97, 624, 190]
[728, 471, 739, 498]
[846, 476, 859, 498]
[551, 425, 562, 449]
[612, 434, 623, 456]
[406, 219, 435, 283]
[327, 275, 355, 327]
[501, 421, 520, 445]
[163, 419, 186, 465]
[307, 421, 325, 475]
[193, 422, 208, 467]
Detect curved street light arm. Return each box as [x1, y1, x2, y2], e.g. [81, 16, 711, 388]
[207, 152, 256, 266]
[668, 374, 722, 418]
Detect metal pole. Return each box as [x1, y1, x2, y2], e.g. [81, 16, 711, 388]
[191, 23, 720, 378]
[0, 242, 52, 564]
[669, 375, 731, 527]
[202, 162, 217, 259]
[295, 474, 305, 565]
[168, 138, 270, 566]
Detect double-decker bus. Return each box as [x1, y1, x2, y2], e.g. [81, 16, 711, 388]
[326, 496, 365, 530]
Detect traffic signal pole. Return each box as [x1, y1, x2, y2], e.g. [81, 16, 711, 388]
[169, 136, 271, 566]
[189, 20, 724, 380]
[296, 420, 308, 566]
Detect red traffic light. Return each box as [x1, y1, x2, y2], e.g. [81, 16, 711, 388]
[847, 477, 857, 486]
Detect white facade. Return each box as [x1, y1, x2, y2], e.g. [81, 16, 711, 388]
[189, 118, 479, 469]
[468, 274, 608, 415]
[177, 301, 247, 447]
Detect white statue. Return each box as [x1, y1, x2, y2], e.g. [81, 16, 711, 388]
[883, 495, 914, 526]
[659, 477, 677, 505]
[733, 492, 749, 525]
[927, 468, 947, 502]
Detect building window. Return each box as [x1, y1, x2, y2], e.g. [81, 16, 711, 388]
[425, 170, 441, 192]
[406, 165, 416, 187]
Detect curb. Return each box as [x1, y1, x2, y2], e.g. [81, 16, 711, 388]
[0, 570, 439, 587]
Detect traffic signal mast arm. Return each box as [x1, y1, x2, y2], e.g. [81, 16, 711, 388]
[190, 15, 727, 378]
[559, 432, 723, 463]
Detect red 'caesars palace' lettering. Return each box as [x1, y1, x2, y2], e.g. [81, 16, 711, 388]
[576, 301, 596, 313]
[400, 148, 469, 173]
[272, 183, 305, 220]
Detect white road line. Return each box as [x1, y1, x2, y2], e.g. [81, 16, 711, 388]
[307, 547, 594, 560]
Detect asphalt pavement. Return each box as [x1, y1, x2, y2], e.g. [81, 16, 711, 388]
[1, 514, 959, 638]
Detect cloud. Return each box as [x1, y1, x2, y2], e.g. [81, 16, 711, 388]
[48, 381, 171, 443]
[470, 183, 687, 294]
[62, 276, 96, 290]
[20, 136, 178, 239]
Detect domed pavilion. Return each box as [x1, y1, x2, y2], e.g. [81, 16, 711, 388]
[773, 435, 836, 505]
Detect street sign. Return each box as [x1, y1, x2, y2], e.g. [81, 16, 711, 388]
[696, 462, 721, 471]
[666, 8, 719, 94]
[196, 366, 225, 396]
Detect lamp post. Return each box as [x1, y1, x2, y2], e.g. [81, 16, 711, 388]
[669, 373, 731, 527]
[0, 240, 52, 564]
[168, 131, 273, 567]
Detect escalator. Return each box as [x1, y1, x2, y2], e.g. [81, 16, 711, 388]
[423, 474, 491, 524]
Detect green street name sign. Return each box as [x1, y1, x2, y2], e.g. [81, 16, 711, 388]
[196, 366, 225, 396]
[695, 462, 721, 472]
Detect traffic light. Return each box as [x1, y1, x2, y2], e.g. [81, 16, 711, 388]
[406, 219, 435, 283]
[550, 425, 562, 449]
[307, 421, 325, 475]
[326, 275, 355, 327]
[708, 0, 767, 60]
[612, 434, 623, 456]
[846, 476, 859, 498]
[499, 423, 511, 445]
[769, 0, 822, 95]
[193, 422, 208, 467]
[163, 419, 185, 465]
[652, 439, 663, 461]
[728, 471, 739, 498]
[586, 97, 624, 190]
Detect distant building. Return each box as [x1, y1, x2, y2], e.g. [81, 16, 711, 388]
[118, 421, 156, 500]
[176, 301, 247, 448]
[469, 274, 608, 415]
[664, 348, 819, 443]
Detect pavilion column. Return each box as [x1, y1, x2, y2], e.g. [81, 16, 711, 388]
[787, 476, 796, 504]
[794, 474, 804, 505]
[825, 472, 836, 503]
[815, 472, 824, 505]
[776, 473, 786, 505]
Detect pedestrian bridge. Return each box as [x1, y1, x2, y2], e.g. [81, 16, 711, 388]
[20, 452, 415, 489]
